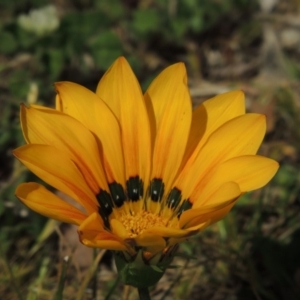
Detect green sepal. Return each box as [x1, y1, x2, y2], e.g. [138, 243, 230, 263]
[150, 265, 164, 272]
[114, 251, 172, 288]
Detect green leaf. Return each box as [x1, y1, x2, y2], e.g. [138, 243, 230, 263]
[8, 69, 30, 99]
[47, 48, 65, 80]
[132, 9, 161, 38]
[0, 31, 17, 54]
[17, 27, 36, 49]
[96, 0, 124, 20]
[170, 19, 189, 40]
[89, 32, 122, 70]
[62, 11, 110, 39]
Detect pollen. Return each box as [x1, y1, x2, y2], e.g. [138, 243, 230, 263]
[120, 210, 169, 237]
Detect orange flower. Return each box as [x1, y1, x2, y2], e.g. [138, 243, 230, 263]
[14, 57, 278, 277]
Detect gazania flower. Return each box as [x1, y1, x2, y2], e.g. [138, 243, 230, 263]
[14, 57, 278, 288]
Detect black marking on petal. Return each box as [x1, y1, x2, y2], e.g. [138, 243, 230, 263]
[96, 190, 114, 214]
[109, 182, 126, 207]
[177, 199, 192, 217]
[98, 209, 110, 229]
[126, 176, 144, 201]
[149, 178, 165, 202]
[166, 188, 182, 209]
[96, 190, 114, 228]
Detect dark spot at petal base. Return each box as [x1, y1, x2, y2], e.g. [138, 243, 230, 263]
[126, 176, 144, 201]
[177, 199, 192, 217]
[109, 182, 126, 207]
[96, 190, 113, 228]
[166, 187, 182, 209]
[149, 178, 165, 202]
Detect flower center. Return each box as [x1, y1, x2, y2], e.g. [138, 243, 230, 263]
[120, 210, 169, 237]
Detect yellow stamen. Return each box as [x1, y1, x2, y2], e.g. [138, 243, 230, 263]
[120, 210, 169, 237]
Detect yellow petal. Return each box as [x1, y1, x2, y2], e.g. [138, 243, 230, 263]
[179, 205, 220, 229]
[109, 220, 167, 255]
[193, 155, 279, 204]
[183, 90, 245, 165]
[16, 183, 86, 225]
[187, 201, 236, 229]
[55, 82, 125, 186]
[144, 224, 203, 239]
[176, 113, 266, 201]
[55, 93, 62, 111]
[21, 105, 108, 193]
[30, 104, 55, 111]
[180, 182, 241, 228]
[110, 218, 130, 240]
[194, 181, 241, 208]
[13, 144, 98, 213]
[134, 232, 166, 255]
[145, 63, 192, 195]
[96, 57, 151, 206]
[167, 221, 210, 246]
[81, 239, 127, 250]
[216, 156, 279, 191]
[78, 212, 127, 251]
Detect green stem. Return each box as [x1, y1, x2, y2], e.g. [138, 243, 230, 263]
[138, 287, 151, 300]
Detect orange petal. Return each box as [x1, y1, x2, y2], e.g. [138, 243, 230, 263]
[55, 82, 125, 186]
[212, 155, 279, 192]
[144, 224, 204, 239]
[167, 221, 211, 246]
[176, 113, 266, 201]
[134, 232, 166, 255]
[193, 155, 279, 205]
[16, 183, 86, 225]
[96, 57, 151, 207]
[55, 93, 62, 111]
[13, 144, 98, 213]
[180, 182, 241, 228]
[78, 212, 127, 251]
[194, 181, 241, 208]
[183, 90, 245, 165]
[145, 63, 192, 195]
[20, 105, 108, 193]
[110, 218, 130, 240]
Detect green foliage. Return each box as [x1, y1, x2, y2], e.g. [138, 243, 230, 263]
[0, 31, 18, 54]
[131, 9, 162, 38]
[8, 70, 30, 99]
[88, 32, 123, 69]
[2, 0, 299, 299]
[0, 0, 258, 91]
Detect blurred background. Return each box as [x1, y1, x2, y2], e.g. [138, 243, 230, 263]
[0, 0, 299, 299]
